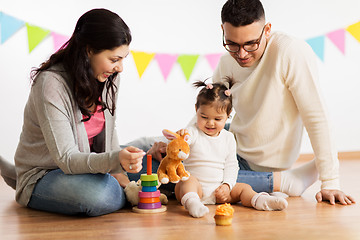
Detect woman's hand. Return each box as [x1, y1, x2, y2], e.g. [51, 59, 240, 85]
[112, 173, 130, 188]
[119, 146, 145, 173]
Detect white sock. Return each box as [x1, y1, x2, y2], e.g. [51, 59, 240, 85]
[181, 192, 209, 218]
[251, 192, 288, 211]
[270, 192, 289, 198]
[280, 160, 319, 196]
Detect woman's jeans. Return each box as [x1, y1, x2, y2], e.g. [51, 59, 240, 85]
[126, 135, 274, 194]
[28, 169, 126, 216]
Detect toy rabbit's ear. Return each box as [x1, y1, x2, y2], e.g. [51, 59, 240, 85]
[162, 129, 180, 140]
[183, 133, 190, 143]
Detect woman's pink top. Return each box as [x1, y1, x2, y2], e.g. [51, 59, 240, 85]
[83, 104, 105, 146]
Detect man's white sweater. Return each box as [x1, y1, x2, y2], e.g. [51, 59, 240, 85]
[213, 32, 339, 190]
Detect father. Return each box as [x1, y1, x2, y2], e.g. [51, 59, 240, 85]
[146, 0, 354, 205]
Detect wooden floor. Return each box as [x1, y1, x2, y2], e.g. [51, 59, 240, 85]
[1, 155, 359, 240]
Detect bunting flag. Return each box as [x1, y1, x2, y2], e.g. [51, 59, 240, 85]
[326, 29, 345, 54]
[0, 12, 3, 41]
[306, 36, 325, 61]
[0, 12, 24, 44]
[346, 21, 360, 43]
[0, 11, 360, 81]
[205, 53, 223, 71]
[177, 54, 199, 81]
[131, 51, 156, 78]
[155, 53, 178, 81]
[51, 32, 70, 52]
[26, 23, 50, 53]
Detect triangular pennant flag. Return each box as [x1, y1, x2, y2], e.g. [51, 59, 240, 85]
[177, 54, 199, 81]
[1, 13, 25, 44]
[155, 53, 178, 81]
[131, 51, 155, 78]
[26, 23, 50, 53]
[0, 11, 2, 41]
[326, 29, 345, 54]
[205, 53, 223, 71]
[0, 12, 2, 38]
[346, 21, 360, 43]
[306, 36, 325, 61]
[51, 32, 70, 53]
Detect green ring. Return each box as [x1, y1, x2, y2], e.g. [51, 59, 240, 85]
[141, 180, 158, 187]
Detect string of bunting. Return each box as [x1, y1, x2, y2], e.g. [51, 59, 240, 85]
[1, 12, 360, 81]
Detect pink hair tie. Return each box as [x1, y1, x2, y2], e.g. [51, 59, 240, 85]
[224, 89, 231, 97]
[206, 83, 213, 89]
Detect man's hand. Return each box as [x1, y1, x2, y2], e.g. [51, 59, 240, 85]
[315, 189, 356, 205]
[147, 141, 167, 161]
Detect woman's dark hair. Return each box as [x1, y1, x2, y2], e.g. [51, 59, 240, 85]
[31, 8, 132, 121]
[221, 0, 265, 26]
[193, 77, 234, 116]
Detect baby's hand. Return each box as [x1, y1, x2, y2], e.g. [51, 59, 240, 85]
[176, 129, 188, 137]
[215, 184, 231, 203]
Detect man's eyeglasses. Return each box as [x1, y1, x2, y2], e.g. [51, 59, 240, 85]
[223, 25, 266, 53]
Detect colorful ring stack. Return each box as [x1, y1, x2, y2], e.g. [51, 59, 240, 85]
[137, 173, 162, 209]
[132, 155, 167, 214]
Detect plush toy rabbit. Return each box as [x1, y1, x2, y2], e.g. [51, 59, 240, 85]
[157, 129, 190, 184]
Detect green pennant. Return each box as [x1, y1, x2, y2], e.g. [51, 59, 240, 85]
[26, 23, 50, 53]
[177, 54, 199, 81]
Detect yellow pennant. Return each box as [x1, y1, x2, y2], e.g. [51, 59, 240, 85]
[131, 51, 155, 78]
[346, 21, 360, 43]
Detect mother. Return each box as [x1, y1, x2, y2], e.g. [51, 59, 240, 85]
[3, 8, 144, 216]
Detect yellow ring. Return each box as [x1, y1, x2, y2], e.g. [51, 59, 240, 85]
[140, 173, 158, 182]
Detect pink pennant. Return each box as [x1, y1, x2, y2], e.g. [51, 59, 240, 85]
[326, 29, 345, 55]
[155, 53, 178, 81]
[205, 53, 223, 71]
[51, 32, 70, 53]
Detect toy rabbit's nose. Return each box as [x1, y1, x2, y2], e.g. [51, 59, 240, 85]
[178, 151, 189, 160]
